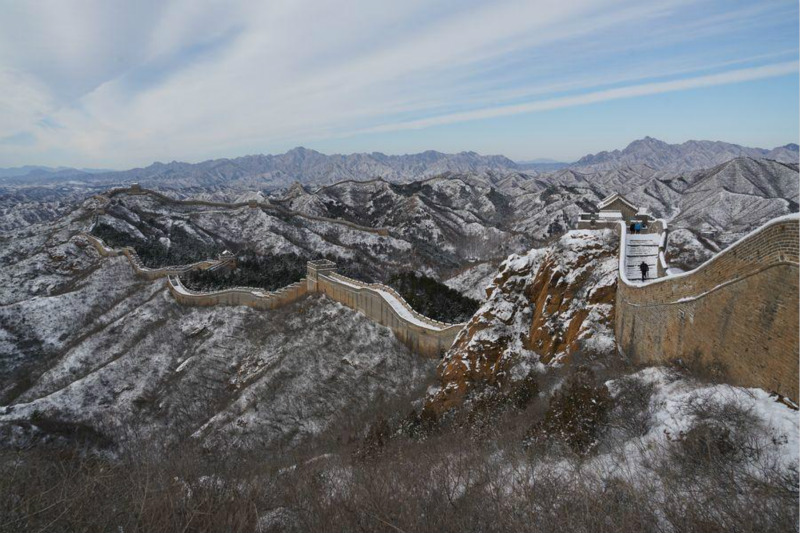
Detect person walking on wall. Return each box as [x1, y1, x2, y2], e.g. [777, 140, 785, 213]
[639, 261, 649, 281]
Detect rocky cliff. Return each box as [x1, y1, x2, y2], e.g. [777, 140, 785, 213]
[424, 229, 619, 415]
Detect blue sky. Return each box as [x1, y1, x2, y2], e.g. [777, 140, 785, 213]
[0, 0, 797, 168]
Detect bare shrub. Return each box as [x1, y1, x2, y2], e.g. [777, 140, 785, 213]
[605, 374, 657, 444]
[524, 366, 613, 455]
[1, 368, 797, 533]
[667, 390, 763, 473]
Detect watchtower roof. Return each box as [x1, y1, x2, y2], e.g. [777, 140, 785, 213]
[598, 193, 638, 212]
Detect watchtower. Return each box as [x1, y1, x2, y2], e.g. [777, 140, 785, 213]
[577, 193, 651, 229]
[306, 259, 337, 292]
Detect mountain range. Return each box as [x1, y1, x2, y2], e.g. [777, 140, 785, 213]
[573, 136, 799, 173]
[0, 133, 797, 532]
[1, 137, 796, 190]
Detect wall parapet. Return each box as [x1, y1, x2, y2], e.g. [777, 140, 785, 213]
[615, 214, 799, 401]
[324, 273, 461, 330]
[167, 276, 308, 310]
[310, 264, 465, 357]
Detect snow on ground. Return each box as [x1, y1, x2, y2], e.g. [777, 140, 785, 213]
[444, 262, 498, 300]
[428, 367, 798, 512]
[0, 198, 437, 452]
[599, 367, 799, 475]
[188, 296, 436, 450]
[426, 229, 620, 414]
[664, 227, 716, 270]
[0, 285, 436, 452]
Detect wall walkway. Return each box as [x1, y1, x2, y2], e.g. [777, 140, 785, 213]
[307, 260, 464, 357]
[167, 276, 308, 310]
[84, 233, 464, 358]
[615, 214, 799, 400]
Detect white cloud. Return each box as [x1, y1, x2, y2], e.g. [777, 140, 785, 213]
[0, 0, 796, 166]
[0, 69, 56, 133]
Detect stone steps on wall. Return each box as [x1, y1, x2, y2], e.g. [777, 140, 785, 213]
[624, 232, 662, 281]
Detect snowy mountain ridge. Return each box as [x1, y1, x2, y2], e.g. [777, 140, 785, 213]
[574, 136, 799, 173]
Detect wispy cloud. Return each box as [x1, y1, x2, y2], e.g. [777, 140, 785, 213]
[355, 62, 800, 134]
[0, 0, 796, 166]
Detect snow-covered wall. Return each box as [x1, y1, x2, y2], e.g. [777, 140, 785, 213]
[616, 215, 799, 400]
[310, 265, 465, 358]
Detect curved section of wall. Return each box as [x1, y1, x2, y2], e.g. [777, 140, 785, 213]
[83, 234, 223, 280]
[85, 232, 460, 358]
[315, 272, 464, 358]
[167, 276, 308, 310]
[616, 215, 799, 400]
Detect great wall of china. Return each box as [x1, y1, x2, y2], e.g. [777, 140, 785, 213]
[88, 187, 799, 399]
[83, 193, 465, 358]
[614, 214, 799, 401]
[579, 193, 799, 400]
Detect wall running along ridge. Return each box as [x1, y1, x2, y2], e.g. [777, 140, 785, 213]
[615, 214, 799, 401]
[107, 185, 390, 235]
[167, 275, 309, 310]
[83, 233, 226, 280]
[85, 232, 463, 358]
[168, 261, 463, 358]
[307, 260, 464, 358]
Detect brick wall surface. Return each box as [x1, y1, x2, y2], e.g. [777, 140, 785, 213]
[315, 272, 464, 358]
[616, 218, 799, 400]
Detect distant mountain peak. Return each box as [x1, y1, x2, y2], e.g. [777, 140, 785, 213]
[574, 137, 799, 173]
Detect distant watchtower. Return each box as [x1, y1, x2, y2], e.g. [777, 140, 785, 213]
[306, 259, 337, 292]
[577, 193, 651, 229]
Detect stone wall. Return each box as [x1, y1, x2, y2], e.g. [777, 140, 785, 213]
[166, 276, 308, 310]
[86, 234, 462, 358]
[311, 266, 464, 358]
[616, 215, 799, 400]
[83, 234, 223, 280]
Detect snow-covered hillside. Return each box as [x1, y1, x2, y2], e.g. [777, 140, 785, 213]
[0, 205, 435, 451]
[426, 229, 619, 415]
